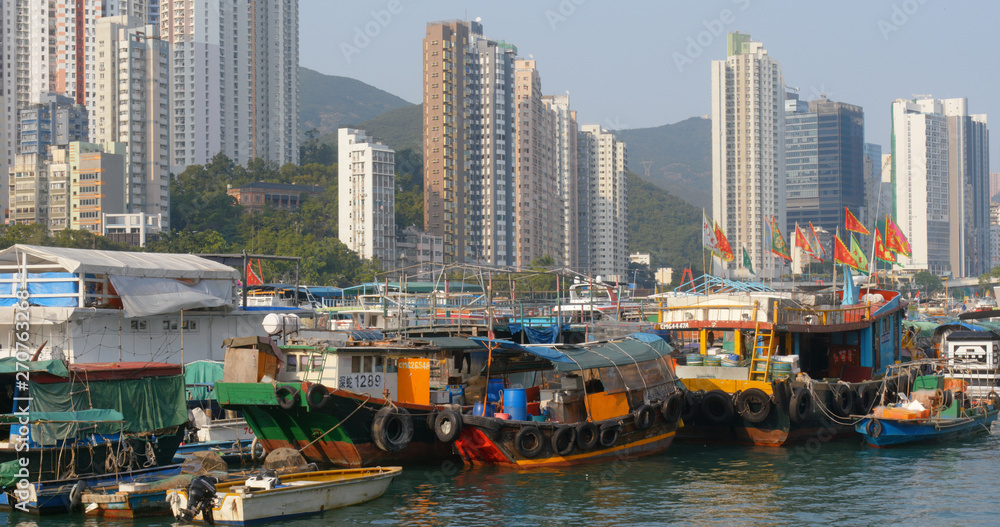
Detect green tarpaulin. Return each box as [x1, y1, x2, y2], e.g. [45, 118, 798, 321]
[184, 360, 224, 400]
[0, 357, 68, 377]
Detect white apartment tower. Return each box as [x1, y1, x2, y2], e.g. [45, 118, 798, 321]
[543, 94, 579, 270]
[711, 32, 785, 277]
[160, 0, 298, 172]
[578, 125, 628, 282]
[94, 16, 171, 228]
[338, 128, 396, 265]
[890, 97, 990, 278]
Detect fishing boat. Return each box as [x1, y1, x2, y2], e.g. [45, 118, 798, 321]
[452, 333, 683, 468]
[855, 361, 1000, 447]
[167, 466, 401, 525]
[655, 274, 907, 446]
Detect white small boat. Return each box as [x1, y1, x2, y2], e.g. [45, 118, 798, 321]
[167, 467, 401, 525]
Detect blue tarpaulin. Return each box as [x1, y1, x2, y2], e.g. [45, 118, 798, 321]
[507, 323, 571, 344]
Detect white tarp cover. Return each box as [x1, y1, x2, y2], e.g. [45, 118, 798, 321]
[0, 245, 239, 280]
[109, 275, 234, 318]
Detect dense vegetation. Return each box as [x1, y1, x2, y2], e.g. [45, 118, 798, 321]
[298, 67, 413, 135]
[616, 117, 711, 210]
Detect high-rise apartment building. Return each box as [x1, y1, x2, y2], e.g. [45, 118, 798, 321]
[863, 143, 888, 227]
[890, 97, 990, 277]
[711, 33, 785, 277]
[160, 0, 298, 171]
[95, 15, 170, 228]
[18, 93, 89, 155]
[338, 128, 396, 266]
[578, 125, 628, 282]
[543, 94, 578, 269]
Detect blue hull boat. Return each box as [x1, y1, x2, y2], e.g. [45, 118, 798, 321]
[856, 409, 998, 447]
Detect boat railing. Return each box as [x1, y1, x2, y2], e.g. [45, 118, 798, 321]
[779, 303, 871, 326]
[658, 303, 765, 325]
[658, 300, 872, 327]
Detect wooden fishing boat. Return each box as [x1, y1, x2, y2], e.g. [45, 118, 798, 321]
[167, 466, 401, 525]
[453, 333, 683, 468]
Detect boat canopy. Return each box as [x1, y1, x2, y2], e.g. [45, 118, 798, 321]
[0, 357, 68, 377]
[472, 333, 673, 372]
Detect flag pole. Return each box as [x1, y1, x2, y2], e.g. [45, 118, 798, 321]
[833, 226, 839, 305]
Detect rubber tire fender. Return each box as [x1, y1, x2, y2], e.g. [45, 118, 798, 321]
[661, 393, 682, 424]
[788, 387, 813, 424]
[576, 422, 599, 450]
[831, 383, 854, 418]
[735, 388, 772, 424]
[433, 409, 463, 443]
[701, 390, 734, 425]
[866, 418, 883, 438]
[275, 385, 300, 410]
[514, 426, 545, 458]
[855, 383, 877, 415]
[634, 404, 655, 431]
[771, 380, 790, 412]
[551, 425, 577, 456]
[598, 422, 620, 448]
[69, 481, 90, 511]
[305, 383, 331, 410]
[942, 389, 954, 409]
[371, 406, 414, 452]
[681, 390, 704, 423]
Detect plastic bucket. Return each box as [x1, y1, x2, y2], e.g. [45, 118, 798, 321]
[472, 402, 494, 417]
[486, 379, 505, 403]
[503, 388, 528, 421]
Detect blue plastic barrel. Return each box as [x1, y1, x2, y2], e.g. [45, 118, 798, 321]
[486, 379, 505, 403]
[472, 402, 494, 417]
[503, 388, 528, 421]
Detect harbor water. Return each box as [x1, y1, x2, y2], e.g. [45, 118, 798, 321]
[7, 429, 999, 526]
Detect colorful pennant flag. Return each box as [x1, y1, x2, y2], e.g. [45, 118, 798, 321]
[849, 235, 870, 273]
[743, 247, 755, 275]
[808, 221, 825, 261]
[874, 228, 897, 264]
[703, 211, 720, 254]
[885, 215, 911, 257]
[834, 235, 859, 269]
[794, 223, 815, 258]
[770, 216, 791, 261]
[845, 208, 870, 236]
[714, 222, 735, 262]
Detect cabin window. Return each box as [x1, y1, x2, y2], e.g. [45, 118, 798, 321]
[130, 320, 147, 331]
[363, 356, 373, 373]
[311, 356, 324, 371]
[375, 356, 384, 371]
[351, 356, 361, 373]
[598, 364, 644, 394]
[286, 355, 298, 372]
[300, 356, 311, 371]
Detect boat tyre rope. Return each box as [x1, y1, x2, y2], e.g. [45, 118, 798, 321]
[770, 380, 791, 412]
[866, 418, 882, 438]
[661, 393, 683, 424]
[372, 406, 414, 452]
[788, 387, 812, 423]
[305, 383, 331, 410]
[681, 390, 703, 423]
[433, 410, 463, 443]
[275, 385, 301, 410]
[701, 390, 734, 425]
[576, 422, 599, 450]
[250, 436, 265, 461]
[855, 383, 877, 415]
[634, 404, 655, 431]
[551, 425, 577, 456]
[514, 426, 545, 458]
[69, 481, 90, 511]
[735, 388, 772, 424]
[831, 383, 854, 418]
[598, 422, 620, 448]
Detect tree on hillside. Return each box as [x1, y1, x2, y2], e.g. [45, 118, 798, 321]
[300, 128, 335, 165]
[913, 271, 943, 294]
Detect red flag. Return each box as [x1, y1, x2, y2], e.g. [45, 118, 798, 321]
[834, 235, 859, 269]
[246, 259, 263, 286]
[885, 215, 911, 257]
[794, 223, 814, 255]
[874, 228, 896, 264]
[714, 222, 734, 262]
[844, 208, 870, 236]
[808, 221, 826, 259]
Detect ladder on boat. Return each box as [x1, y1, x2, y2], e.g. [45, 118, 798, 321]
[748, 323, 778, 382]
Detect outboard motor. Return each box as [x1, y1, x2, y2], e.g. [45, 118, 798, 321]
[176, 475, 218, 524]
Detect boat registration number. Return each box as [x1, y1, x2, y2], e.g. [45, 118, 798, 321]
[339, 374, 383, 390]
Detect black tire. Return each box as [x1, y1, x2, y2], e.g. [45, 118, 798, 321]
[661, 393, 682, 424]
[942, 389, 954, 409]
[305, 383, 330, 410]
[788, 387, 812, 423]
[883, 377, 898, 403]
[576, 422, 599, 450]
[831, 384, 853, 418]
[771, 380, 790, 411]
[701, 390, 734, 425]
[372, 406, 413, 452]
[275, 385, 300, 410]
[433, 409, 463, 443]
[855, 383, 877, 415]
[598, 422, 620, 448]
[735, 388, 772, 424]
[551, 425, 576, 456]
[69, 481, 90, 511]
[514, 426, 545, 458]
[866, 418, 882, 438]
[681, 390, 704, 423]
[634, 404, 655, 431]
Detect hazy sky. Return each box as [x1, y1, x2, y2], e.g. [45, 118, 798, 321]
[301, 0, 999, 170]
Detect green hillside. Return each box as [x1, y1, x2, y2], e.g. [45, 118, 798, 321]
[298, 67, 413, 135]
[353, 104, 423, 153]
[627, 172, 703, 275]
[616, 117, 711, 210]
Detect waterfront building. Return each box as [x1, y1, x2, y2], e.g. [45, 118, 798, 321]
[990, 172, 1000, 201]
[103, 212, 164, 246]
[338, 128, 396, 266]
[863, 143, 888, 227]
[711, 32, 785, 277]
[70, 143, 127, 233]
[543, 94, 579, 270]
[226, 181, 324, 214]
[890, 97, 990, 277]
[578, 124, 628, 282]
[396, 226, 445, 279]
[18, 94, 89, 156]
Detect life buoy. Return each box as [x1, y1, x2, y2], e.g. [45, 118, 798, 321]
[275, 385, 300, 410]
[598, 422, 620, 448]
[371, 406, 413, 452]
[576, 422, 599, 450]
[701, 390, 734, 425]
[433, 410, 463, 443]
[551, 425, 576, 456]
[661, 393, 682, 424]
[735, 388, 772, 424]
[514, 426, 544, 458]
[634, 404, 655, 431]
[866, 418, 882, 438]
[681, 390, 704, 423]
[305, 383, 331, 410]
[831, 384, 853, 418]
[855, 383, 877, 415]
[788, 387, 812, 423]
